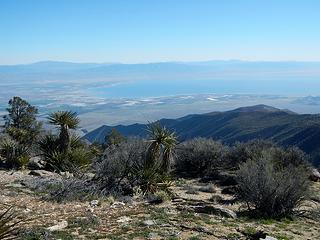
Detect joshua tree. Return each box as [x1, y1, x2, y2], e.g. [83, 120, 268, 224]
[48, 111, 80, 153]
[146, 123, 178, 173]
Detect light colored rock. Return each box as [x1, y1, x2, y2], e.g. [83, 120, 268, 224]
[310, 168, 320, 182]
[90, 200, 99, 207]
[116, 216, 132, 223]
[47, 221, 68, 231]
[60, 171, 73, 178]
[181, 205, 237, 219]
[260, 236, 278, 240]
[111, 201, 125, 208]
[143, 220, 156, 226]
[28, 157, 44, 170]
[29, 170, 57, 177]
[23, 208, 31, 213]
[6, 182, 25, 188]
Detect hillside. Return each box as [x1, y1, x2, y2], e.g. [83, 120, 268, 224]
[84, 105, 320, 165]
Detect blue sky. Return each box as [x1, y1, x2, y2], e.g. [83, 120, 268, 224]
[1, 0, 320, 64]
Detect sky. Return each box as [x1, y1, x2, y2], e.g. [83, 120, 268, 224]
[1, 0, 320, 64]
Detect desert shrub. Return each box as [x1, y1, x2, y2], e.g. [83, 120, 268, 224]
[236, 148, 310, 217]
[104, 128, 126, 147]
[46, 177, 103, 202]
[95, 137, 173, 195]
[23, 175, 104, 202]
[175, 138, 227, 177]
[146, 190, 171, 204]
[94, 138, 147, 194]
[225, 139, 277, 169]
[272, 146, 311, 169]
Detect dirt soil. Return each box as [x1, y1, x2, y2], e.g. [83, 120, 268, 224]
[0, 170, 319, 240]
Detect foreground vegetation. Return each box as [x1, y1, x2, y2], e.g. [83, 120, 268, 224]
[0, 96, 319, 239]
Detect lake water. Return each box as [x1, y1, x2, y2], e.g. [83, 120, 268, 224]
[88, 78, 320, 98]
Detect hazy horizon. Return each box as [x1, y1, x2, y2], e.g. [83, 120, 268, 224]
[3, 59, 320, 66]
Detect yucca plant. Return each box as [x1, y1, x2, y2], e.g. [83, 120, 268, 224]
[70, 134, 85, 149]
[39, 133, 91, 173]
[146, 123, 178, 174]
[48, 111, 80, 153]
[0, 138, 29, 169]
[68, 147, 92, 168]
[38, 134, 61, 171]
[0, 206, 21, 239]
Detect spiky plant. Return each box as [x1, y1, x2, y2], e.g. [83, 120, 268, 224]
[146, 123, 178, 174]
[0, 206, 21, 239]
[39, 134, 91, 173]
[0, 138, 29, 169]
[48, 111, 80, 153]
[38, 134, 64, 171]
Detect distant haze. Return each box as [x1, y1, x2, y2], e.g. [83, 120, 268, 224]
[0, 60, 320, 130]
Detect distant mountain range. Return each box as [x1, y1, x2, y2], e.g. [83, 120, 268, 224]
[84, 105, 320, 165]
[1, 60, 320, 83]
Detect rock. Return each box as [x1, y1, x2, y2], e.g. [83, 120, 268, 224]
[23, 208, 31, 213]
[110, 201, 125, 208]
[27, 157, 44, 170]
[309, 168, 320, 182]
[6, 182, 25, 188]
[195, 205, 237, 219]
[29, 170, 57, 177]
[260, 236, 278, 240]
[117, 216, 132, 223]
[47, 221, 68, 231]
[143, 220, 156, 226]
[90, 200, 99, 207]
[60, 171, 73, 178]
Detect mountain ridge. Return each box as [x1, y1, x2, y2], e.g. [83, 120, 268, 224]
[83, 105, 320, 165]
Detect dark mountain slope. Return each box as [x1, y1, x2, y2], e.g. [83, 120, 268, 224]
[84, 105, 320, 165]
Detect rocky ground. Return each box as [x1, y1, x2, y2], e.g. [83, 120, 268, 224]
[0, 170, 319, 240]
